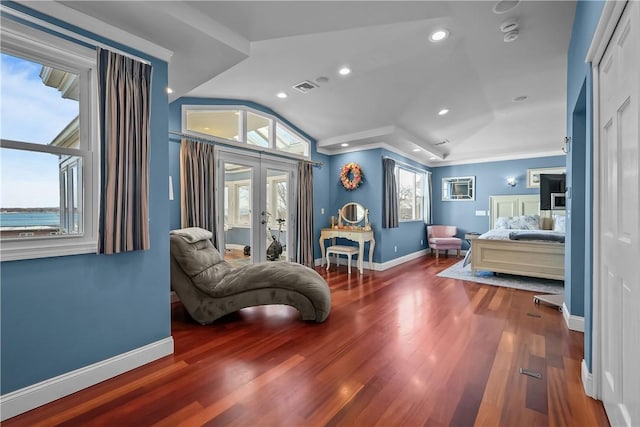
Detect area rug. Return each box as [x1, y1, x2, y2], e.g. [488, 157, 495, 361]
[437, 260, 564, 294]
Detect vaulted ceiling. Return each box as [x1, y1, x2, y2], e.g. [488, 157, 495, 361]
[45, 1, 576, 165]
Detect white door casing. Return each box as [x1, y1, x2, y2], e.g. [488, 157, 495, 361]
[589, 1, 640, 426]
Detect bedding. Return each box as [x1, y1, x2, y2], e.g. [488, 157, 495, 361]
[479, 229, 564, 241]
[508, 230, 565, 243]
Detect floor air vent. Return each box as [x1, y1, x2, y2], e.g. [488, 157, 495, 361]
[292, 80, 318, 93]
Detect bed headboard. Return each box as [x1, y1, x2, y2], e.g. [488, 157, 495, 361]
[489, 194, 564, 230]
[489, 194, 540, 229]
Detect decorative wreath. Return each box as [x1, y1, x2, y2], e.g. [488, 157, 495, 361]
[340, 162, 363, 190]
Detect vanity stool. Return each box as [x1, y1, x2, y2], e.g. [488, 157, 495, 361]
[326, 245, 359, 274]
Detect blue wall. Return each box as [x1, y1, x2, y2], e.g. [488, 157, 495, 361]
[432, 156, 566, 248]
[567, 0, 605, 371]
[0, 4, 171, 394]
[326, 148, 432, 263]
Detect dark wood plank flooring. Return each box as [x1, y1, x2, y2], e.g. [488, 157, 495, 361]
[4, 255, 610, 426]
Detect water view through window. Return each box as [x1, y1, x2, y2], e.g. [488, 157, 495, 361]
[0, 53, 80, 238]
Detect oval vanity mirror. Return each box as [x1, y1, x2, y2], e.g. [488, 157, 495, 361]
[341, 202, 366, 223]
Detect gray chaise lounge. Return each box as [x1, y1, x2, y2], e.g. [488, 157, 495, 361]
[170, 227, 331, 324]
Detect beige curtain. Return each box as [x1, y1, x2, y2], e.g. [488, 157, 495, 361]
[180, 139, 218, 249]
[97, 48, 152, 254]
[296, 161, 314, 267]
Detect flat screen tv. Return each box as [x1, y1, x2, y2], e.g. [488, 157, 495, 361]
[540, 173, 566, 210]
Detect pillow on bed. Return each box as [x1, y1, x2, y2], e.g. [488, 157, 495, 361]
[495, 217, 511, 230]
[553, 215, 566, 233]
[508, 215, 540, 230]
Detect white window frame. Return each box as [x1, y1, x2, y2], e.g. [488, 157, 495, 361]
[182, 105, 311, 160]
[0, 17, 99, 261]
[396, 166, 425, 222]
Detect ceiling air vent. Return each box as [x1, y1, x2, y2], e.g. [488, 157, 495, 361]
[292, 80, 318, 93]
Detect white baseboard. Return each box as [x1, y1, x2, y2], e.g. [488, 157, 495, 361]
[0, 337, 174, 421]
[562, 302, 585, 332]
[314, 249, 429, 272]
[373, 249, 429, 271]
[582, 359, 594, 397]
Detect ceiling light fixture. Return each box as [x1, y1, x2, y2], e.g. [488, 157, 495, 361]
[429, 29, 449, 42]
[341, 143, 349, 147]
[338, 67, 351, 76]
[438, 108, 449, 116]
[503, 29, 519, 42]
[276, 92, 288, 99]
[493, 0, 520, 14]
[429, 156, 437, 160]
[413, 148, 421, 152]
[166, 87, 173, 94]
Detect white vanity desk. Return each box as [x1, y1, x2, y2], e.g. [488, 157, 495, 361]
[319, 202, 375, 274]
[319, 228, 375, 274]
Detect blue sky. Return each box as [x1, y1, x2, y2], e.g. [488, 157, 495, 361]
[1, 53, 79, 208]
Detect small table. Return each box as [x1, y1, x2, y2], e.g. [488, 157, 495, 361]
[463, 232, 481, 267]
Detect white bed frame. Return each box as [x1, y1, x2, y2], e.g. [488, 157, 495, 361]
[470, 194, 565, 281]
[470, 238, 564, 280]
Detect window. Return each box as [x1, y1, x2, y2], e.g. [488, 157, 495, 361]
[183, 105, 310, 159]
[0, 18, 99, 261]
[397, 167, 424, 221]
[224, 180, 251, 227]
[265, 176, 287, 229]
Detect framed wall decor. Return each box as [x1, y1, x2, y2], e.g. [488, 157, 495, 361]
[526, 167, 566, 188]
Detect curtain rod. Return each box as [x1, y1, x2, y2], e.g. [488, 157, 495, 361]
[169, 131, 323, 166]
[383, 156, 431, 174]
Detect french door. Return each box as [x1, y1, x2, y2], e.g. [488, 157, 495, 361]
[216, 148, 297, 266]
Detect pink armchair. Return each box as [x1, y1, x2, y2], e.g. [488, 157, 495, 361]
[427, 225, 462, 259]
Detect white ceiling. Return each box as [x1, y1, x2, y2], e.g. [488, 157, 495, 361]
[47, 0, 576, 166]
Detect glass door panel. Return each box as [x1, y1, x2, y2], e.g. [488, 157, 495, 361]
[221, 161, 255, 268]
[264, 167, 290, 262]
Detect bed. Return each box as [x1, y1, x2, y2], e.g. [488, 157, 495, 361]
[470, 229, 565, 281]
[470, 194, 566, 280]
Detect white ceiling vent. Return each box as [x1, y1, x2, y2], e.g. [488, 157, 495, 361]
[292, 80, 318, 93]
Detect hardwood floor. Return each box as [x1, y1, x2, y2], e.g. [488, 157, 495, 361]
[5, 256, 610, 426]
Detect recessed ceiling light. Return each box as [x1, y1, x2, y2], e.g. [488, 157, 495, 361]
[513, 95, 528, 102]
[166, 87, 173, 94]
[413, 148, 421, 152]
[203, 127, 210, 130]
[276, 92, 288, 99]
[438, 108, 449, 116]
[429, 29, 449, 42]
[338, 67, 351, 76]
[341, 143, 349, 147]
[429, 156, 437, 160]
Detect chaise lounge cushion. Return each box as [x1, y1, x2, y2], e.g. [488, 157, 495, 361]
[170, 228, 331, 324]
